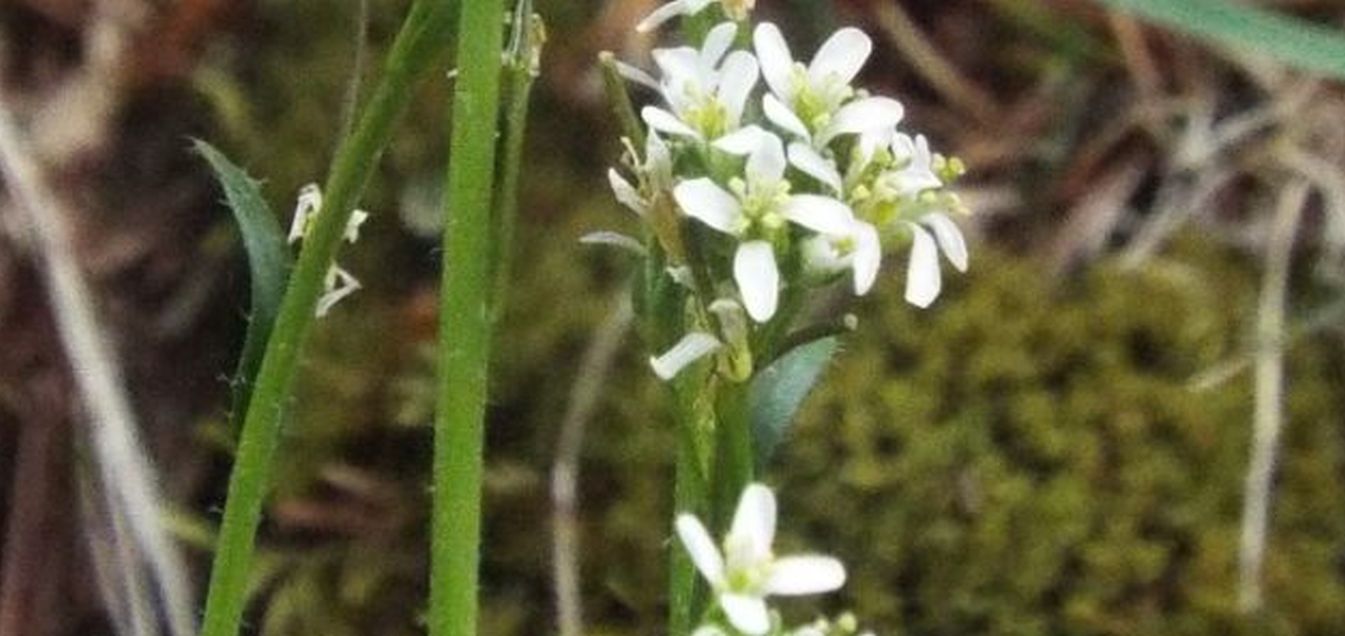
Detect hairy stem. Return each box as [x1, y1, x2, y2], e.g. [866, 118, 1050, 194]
[712, 381, 753, 532]
[431, 0, 509, 634]
[199, 3, 457, 635]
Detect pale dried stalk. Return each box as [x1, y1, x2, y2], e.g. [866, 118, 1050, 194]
[552, 296, 633, 636]
[1238, 179, 1309, 613]
[0, 101, 194, 636]
[870, 1, 997, 125]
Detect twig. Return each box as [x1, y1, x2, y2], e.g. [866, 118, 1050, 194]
[1238, 178, 1308, 613]
[870, 1, 998, 125]
[0, 100, 196, 636]
[551, 296, 632, 636]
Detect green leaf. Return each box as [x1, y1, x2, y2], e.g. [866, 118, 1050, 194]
[193, 139, 292, 430]
[749, 336, 838, 470]
[1096, 0, 1345, 80]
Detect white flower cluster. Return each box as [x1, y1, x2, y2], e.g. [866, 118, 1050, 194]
[679, 483, 875, 636]
[606, 0, 969, 381]
[288, 183, 368, 317]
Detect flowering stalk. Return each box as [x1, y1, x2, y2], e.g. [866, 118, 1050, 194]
[603, 2, 973, 632]
[490, 3, 544, 320]
[430, 0, 513, 635]
[198, 3, 458, 636]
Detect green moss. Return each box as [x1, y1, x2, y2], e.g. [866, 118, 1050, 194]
[774, 249, 1345, 635]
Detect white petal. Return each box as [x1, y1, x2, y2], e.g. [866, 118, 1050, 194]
[787, 142, 842, 193]
[905, 222, 942, 308]
[781, 194, 854, 234]
[746, 132, 787, 184]
[289, 182, 323, 244]
[720, 593, 771, 635]
[764, 556, 847, 596]
[713, 125, 769, 155]
[579, 231, 647, 256]
[692, 627, 729, 636]
[717, 51, 760, 126]
[651, 332, 723, 380]
[642, 106, 701, 139]
[763, 93, 811, 140]
[674, 178, 742, 234]
[851, 221, 881, 295]
[316, 266, 361, 317]
[734, 242, 780, 322]
[817, 97, 904, 146]
[808, 27, 872, 86]
[855, 127, 894, 167]
[728, 483, 777, 563]
[344, 209, 369, 243]
[701, 22, 739, 68]
[922, 213, 968, 272]
[608, 168, 645, 215]
[801, 234, 846, 275]
[652, 47, 703, 98]
[615, 60, 660, 91]
[675, 514, 727, 586]
[636, 0, 708, 33]
[753, 22, 795, 101]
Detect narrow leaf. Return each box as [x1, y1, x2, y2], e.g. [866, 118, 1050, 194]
[193, 140, 293, 428]
[1097, 0, 1345, 80]
[749, 336, 838, 469]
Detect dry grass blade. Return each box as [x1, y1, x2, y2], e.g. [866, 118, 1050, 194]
[1239, 179, 1309, 613]
[552, 296, 632, 636]
[0, 101, 194, 636]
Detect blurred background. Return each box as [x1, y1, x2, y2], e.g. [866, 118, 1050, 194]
[2, 0, 1345, 634]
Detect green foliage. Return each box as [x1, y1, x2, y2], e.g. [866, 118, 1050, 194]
[775, 248, 1345, 635]
[751, 336, 839, 471]
[1097, 0, 1345, 80]
[193, 140, 293, 428]
[251, 221, 1345, 635]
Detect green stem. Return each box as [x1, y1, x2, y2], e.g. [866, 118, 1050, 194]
[491, 3, 542, 321]
[431, 0, 508, 634]
[199, 3, 457, 636]
[669, 382, 711, 636]
[598, 52, 646, 149]
[712, 381, 753, 532]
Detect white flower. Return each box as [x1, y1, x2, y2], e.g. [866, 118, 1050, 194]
[754, 23, 903, 147]
[316, 265, 361, 317]
[344, 209, 369, 243]
[861, 132, 941, 199]
[676, 483, 846, 635]
[673, 130, 854, 321]
[288, 183, 324, 244]
[801, 216, 882, 295]
[608, 132, 674, 217]
[636, 0, 755, 33]
[286, 183, 370, 245]
[902, 213, 967, 308]
[650, 331, 722, 379]
[641, 23, 759, 143]
[636, 0, 716, 33]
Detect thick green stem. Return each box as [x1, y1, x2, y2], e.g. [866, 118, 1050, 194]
[431, 0, 508, 634]
[712, 381, 753, 532]
[670, 383, 711, 636]
[199, 5, 455, 636]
